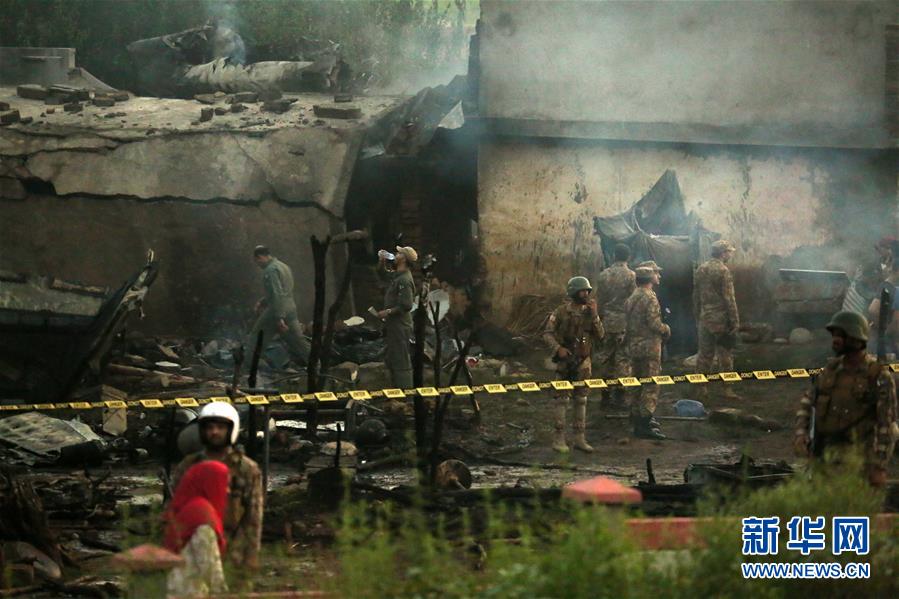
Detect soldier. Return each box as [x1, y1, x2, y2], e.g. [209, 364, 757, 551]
[171, 402, 264, 568]
[794, 311, 897, 487]
[543, 276, 605, 453]
[250, 246, 310, 365]
[693, 240, 740, 400]
[624, 267, 670, 439]
[595, 244, 636, 407]
[376, 246, 418, 389]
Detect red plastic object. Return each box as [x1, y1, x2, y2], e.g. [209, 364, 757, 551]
[110, 543, 184, 572]
[561, 476, 642, 504]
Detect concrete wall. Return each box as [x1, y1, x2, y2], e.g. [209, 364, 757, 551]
[478, 139, 897, 324]
[0, 194, 343, 338]
[478, 0, 897, 147]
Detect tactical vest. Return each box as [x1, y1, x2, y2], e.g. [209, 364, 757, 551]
[557, 304, 595, 359]
[814, 358, 881, 435]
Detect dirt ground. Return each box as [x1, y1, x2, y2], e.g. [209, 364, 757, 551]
[25, 336, 899, 595]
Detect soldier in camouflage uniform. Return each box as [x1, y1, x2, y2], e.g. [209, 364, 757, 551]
[595, 244, 635, 407]
[624, 267, 670, 439]
[376, 246, 418, 389]
[543, 276, 605, 453]
[250, 246, 310, 365]
[171, 402, 264, 569]
[794, 311, 898, 487]
[693, 240, 740, 400]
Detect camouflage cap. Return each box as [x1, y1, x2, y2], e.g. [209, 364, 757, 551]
[634, 266, 656, 281]
[711, 239, 736, 255]
[637, 260, 663, 272]
[396, 246, 419, 263]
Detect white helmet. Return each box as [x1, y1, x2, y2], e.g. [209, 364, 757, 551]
[197, 401, 240, 445]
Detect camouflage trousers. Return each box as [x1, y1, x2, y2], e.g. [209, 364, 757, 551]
[629, 356, 660, 418]
[596, 332, 631, 380]
[553, 358, 591, 433]
[696, 326, 736, 399]
[696, 326, 734, 374]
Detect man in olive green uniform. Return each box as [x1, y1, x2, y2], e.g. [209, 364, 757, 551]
[624, 267, 670, 439]
[377, 246, 418, 389]
[596, 244, 635, 407]
[693, 240, 740, 400]
[250, 246, 310, 365]
[794, 311, 897, 487]
[543, 276, 605, 453]
[171, 402, 264, 569]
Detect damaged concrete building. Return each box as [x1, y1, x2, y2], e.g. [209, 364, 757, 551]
[472, 0, 899, 345]
[0, 43, 464, 339]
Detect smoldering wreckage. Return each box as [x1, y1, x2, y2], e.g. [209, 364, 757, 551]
[2, 7, 899, 597]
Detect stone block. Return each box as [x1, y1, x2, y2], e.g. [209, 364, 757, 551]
[17, 84, 47, 100]
[313, 103, 362, 119]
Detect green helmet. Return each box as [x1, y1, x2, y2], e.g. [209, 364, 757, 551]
[825, 311, 869, 341]
[566, 276, 592, 298]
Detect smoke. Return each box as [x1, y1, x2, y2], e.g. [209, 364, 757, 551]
[204, 0, 246, 64]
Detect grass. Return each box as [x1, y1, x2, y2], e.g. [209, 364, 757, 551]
[330, 453, 899, 598]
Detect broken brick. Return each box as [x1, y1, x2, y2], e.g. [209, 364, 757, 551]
[313, 103, 362, 119]
[49, 85, 89, 101]
[63, 102, 83, 113]
[0, 101, 9, 111]
[92, 97, 116, 107]
[199, 107, 214, 122]
[230, 102, 246, 113]
[262, 99, 293, 113]
[194, 94, 218, 105]
[259, 89, 283, 102]
[17, 84, 48, 100]
[0, 110, 21, 125]
[19, 116, 33, 125]
[214, 107, 228, 116]
[231, 91, 259, 103]
[110, 91, 130, 102]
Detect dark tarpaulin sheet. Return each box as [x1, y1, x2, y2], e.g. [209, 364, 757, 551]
[593, 170, 722, 354]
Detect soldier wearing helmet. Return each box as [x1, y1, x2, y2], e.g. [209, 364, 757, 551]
[794, 311, 898, 487]
[624, 266, 670, 439]
[542, 276, 605, 453]
[693, 239, 740, 401]
[171, 402, 264, 568]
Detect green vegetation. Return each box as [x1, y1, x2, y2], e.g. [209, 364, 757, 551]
[331, 457, 899, 598]
[2, 0, 474, 92]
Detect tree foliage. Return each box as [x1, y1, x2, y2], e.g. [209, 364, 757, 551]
[0, 0, 473, 93]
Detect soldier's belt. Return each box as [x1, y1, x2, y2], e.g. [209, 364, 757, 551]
[6, 364, 899, 413]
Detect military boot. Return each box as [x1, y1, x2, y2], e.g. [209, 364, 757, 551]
[634, 415, 666, 440]
[552, 400, 570, 453]
[572, 400, 594, 453]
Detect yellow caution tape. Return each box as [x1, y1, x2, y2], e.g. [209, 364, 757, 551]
[14, 361, 899, 413]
